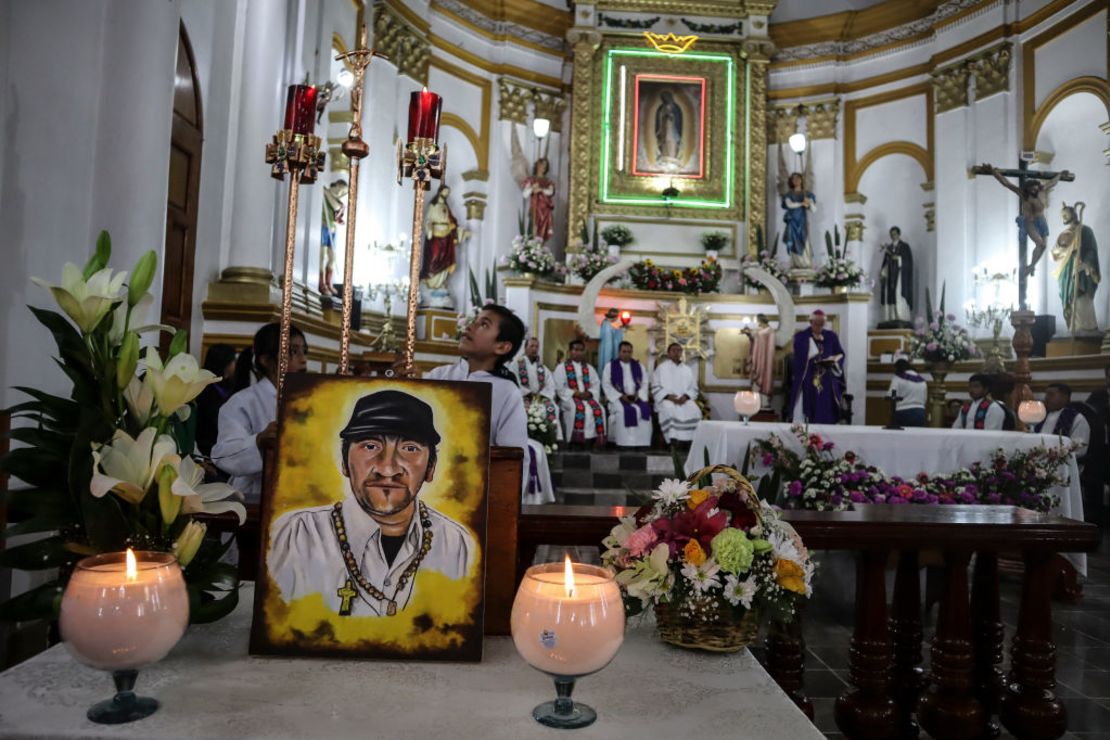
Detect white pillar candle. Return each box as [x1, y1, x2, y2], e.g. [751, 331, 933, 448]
[60, 550, 189, 671]
[512, 558, 624, 676]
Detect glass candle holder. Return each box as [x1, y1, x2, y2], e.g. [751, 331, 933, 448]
[511, 558, 624, 729]
[734, 390, 760, 425]
[59, 550, 189, 724]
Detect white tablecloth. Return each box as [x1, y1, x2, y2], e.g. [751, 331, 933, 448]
[0, 585, 820, 740]
[686, 421, 1086, 575]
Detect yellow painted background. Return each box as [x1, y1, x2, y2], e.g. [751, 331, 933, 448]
[259, 376, 491, 655]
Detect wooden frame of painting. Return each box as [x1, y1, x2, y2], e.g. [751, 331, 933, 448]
[250, 374, 491, 661]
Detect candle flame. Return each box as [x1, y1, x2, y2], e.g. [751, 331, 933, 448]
[125, 548, 137, 581]
[422, 85, 428, 93]
[564, 554, 576, 598]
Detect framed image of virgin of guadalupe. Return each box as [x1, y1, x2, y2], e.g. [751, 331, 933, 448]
[249, 374, 492, 661]
[632, 74, 706, 179]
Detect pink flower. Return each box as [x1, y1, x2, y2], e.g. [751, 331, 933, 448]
[625, 524, 658, 557]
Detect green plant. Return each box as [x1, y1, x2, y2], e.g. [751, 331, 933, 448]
[700, 231, 730, 251]
[600, 224, 634, 248]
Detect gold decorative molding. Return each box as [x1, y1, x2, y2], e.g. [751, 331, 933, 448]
[373, 3, 430, 84]
[920, 181, 934, 192]
[745, 45, 770, 255]
[932, 62, 969, 113]
[769, 105, 800, 145]
[533, 91, 567, 133]
[429, 56, 492, 171]
[843, 82, 934, 196]
[462, 169, 490, 182]
[1026, 76, 1110, 151]
[464, 195, 488, 221]
[844, 219, 865, 242]
[440, 112, 482, 165]
[427, 34, 564, 90]
[498, 77, 531, 124]
[969, 42, 1012, 100]
[566, 28, 602, 247]
[805, 99, 839, 139]
[328, 145, 350, 172]
[844, 192, 868, 204]
[924, 205, 935, 232]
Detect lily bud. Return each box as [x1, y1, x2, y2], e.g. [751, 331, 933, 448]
[116, 332, 140, 390]
[128, 250, 157, 308]
[158, 464, 182, 526]
[167, 329, 188, 359]
[172, 520, 206, 567]
[82, 231, 112, 280]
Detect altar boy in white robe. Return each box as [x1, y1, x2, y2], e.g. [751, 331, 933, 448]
[652, 342, 702, 445]
[512, 337, 562, 441]
[425, 305, 554, 503]
[553, 339, 606, 448]
[602, 341, 653, 448]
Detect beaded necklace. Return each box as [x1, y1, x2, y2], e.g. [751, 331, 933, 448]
[330, 500, 433, 617]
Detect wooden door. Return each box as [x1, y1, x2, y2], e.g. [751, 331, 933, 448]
[161, 23, 203, 342]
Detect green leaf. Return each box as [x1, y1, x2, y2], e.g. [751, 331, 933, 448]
[168, 329, 188, 359]
[0, 447, 69, 488]
[187, 582, 240, 624]
[485, 269, 497, 304]
[0, 536, 79, 570]
[0, 580, 63, 622]
[8, 387, 80, 426]
[939, 281, 947, 317]
[925, 288, 934, 323]
[7, 426, 70, 453]
[824, 230, 834, 259]
[81, 231, 112, 280]
[468, 267, 482, 311]
[28, 307, 94, 378]
[771, 231, 780, 257]
[2, 513, 74, 538]
[834, 224, 841, 247]
[3, 488, 72, 518]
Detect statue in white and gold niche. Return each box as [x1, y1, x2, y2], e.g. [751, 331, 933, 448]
[1046, 202, 1101, 336]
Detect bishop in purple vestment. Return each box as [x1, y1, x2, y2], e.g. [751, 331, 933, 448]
[789, 310, 845, 424]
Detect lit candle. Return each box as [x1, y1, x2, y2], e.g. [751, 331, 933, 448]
[619, 310, 632, 327]
[734, 390, 760, 424]
[283, 84, 318, 136]
[511, 556, 624, 676]
[407, 87, 442, 143]
[60, 549, 189, 671]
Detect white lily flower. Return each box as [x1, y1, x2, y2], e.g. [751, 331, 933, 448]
[143, 348, 219, 416]
[32, 263, 127, 334]
[171, 456, 246, 524]
[123, 374, 156, 425]
[90, 428, 177, 504]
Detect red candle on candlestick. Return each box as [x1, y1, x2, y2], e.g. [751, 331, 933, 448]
[407, 88, 442, 143]
[283, 84, 317, 136]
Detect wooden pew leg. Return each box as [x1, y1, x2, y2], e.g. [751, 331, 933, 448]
[971, 553, 1004, 738]
[766, 604, 814, 720]
[1000, 551, 1067, 740]
[835, 548, 899, 739]
[918, 550, 986, 740]
[889, 550, 925, 738]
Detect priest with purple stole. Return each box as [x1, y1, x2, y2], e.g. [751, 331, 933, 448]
[789, 310, 845, 424]
[601, 341, 653, 447]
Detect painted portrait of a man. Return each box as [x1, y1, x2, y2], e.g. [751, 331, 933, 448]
[251, 376, 491, 661]
[268, 390, 475, 617]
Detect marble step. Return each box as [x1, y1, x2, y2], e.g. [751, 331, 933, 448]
[555, 487, 646, 508]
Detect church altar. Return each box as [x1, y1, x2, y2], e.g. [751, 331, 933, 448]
[685, 421, 1086, 573]
[0, 585, 821, 739]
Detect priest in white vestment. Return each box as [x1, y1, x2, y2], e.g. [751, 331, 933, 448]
[601, 341, 653, 448]
[1032, 382, 1091, 459]
[952, 373, 1005, 431]
[652, 342, 701, 444]
[512, 337, 561, 441]
[553, 339, 606, 447]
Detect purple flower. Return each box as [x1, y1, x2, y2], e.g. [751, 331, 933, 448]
[946, 313, 956, 321]
[788, 480, 803, 497]
[761, 452, 774, 466]
[823, 442, 835, 451]
[926, 342, 938, 352]
[849, 491, 868, 504]
[987, 493, 1001, 504]
[959, 490, 976, 504]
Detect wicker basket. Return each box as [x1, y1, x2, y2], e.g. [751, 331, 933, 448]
[654, 600, 760, 653]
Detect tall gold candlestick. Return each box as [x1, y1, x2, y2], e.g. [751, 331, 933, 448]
[335, 26, 384, 374]
[276, 169, 302, 401]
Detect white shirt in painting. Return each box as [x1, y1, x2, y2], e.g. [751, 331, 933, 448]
[1038, 408, 1091, 459]
[268, 494, 475, 616]
[601, 360, 652, 447]
[951, 398, 1005, 431]
[553, 360, 604, 441]
[887, 373, 927, 411]
[651, 360, 701, 442]
[211, 377, 275, 501]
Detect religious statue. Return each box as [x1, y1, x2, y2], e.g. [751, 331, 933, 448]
[597, 307, 624, 374]
[746, 314, 776, 406]
[984, 164, 1070, 277]
[319, 180, 348, 297]
[777, 144, 816, 270]
[655, 91, 683, 165]
[420, 185, 459, 309]
[878, 226, 914, 328]
[1050, 202, 1101, 336]
[522, 158, 556, 243]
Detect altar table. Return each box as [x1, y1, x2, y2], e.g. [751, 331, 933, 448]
[0, 586, 820, 740]
[685, 421, 1087, 574]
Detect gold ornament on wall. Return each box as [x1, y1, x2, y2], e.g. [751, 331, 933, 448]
[497, 78, 531, 124]
[652, 296, 711, 360]
[769, 105, 800, 145]
[532, 92, 567, 134]
[970, 42, 1012, 100]
[566, 29, 602, 246]
[844, 220, 865, 242]
[643, 31, 699, 54]
[372, 4, 429, 84]
[805, 99, 839, 140]
[932, 63, 969, 113]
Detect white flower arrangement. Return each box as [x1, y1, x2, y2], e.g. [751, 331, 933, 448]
[501, 235, 565, 280]
[525, 399, 557, 454]
[739, 250, 789, 289]
[567, 240, 618, 282]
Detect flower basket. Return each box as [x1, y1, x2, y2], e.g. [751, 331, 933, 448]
[654, 599, 761, 652]
[602, 465, 813, 654]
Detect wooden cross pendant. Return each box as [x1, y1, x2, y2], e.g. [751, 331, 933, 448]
[386, 600, 397, 616]
[337, 579, 358, 616]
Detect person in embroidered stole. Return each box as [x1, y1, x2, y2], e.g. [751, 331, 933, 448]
[788, 310, 845, 424]
[212, 323, 308, 501]
[553, 339, 606, 448]
[652, 342, 701, 445]
[426, 306, 553, 503]
[952, 373, 1005, 431]
[268, 390, 476, 617]
[886, 358, 927, 427]
[512, 336, 561, 441]
[602, 341, 653, 448]
[1032, 383, 1090, 459]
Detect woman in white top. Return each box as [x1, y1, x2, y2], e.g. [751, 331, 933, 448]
[887, 358, 928, 427]
[211, 322, 308, 501]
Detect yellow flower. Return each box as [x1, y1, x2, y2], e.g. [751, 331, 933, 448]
[173, 521, 207, 567]
[686, 488, 710, 509]
[683, 539, 707, 566]
[775, 559, 807, 595]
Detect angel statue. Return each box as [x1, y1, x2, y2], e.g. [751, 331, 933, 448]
[1050, 201, 1101, 336]
[511, 127, 556, 243]
[777, 143, 816, 270]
